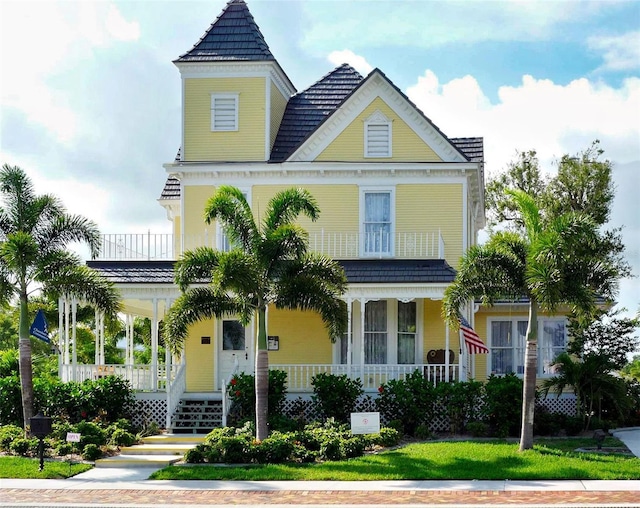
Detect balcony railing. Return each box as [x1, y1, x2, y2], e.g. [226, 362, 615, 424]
[96, 230, 445, 261]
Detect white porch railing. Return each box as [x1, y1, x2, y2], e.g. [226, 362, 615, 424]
[59, 363, 181, 392]
[96, 230, 446, 261]
[271, 363, 460, 392]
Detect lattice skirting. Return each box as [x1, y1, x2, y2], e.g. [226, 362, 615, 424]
[134, 392, 576, 432]
[538, 395, 576, 415]
[132, 393, 167, 429]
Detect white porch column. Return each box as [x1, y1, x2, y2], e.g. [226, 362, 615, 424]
[71, 297, 78, 381]
[64, 295, 70, 366]
[126, 314, 135, 366]
[346, 298, 352, 378]
[360, 299, 365, 379]
[151, 298, 159, 390]
[445, 324, 450, 382]
[58, 296, 65, 380]
[94, 309, 99, 365]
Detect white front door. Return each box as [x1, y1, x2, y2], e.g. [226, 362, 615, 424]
[218, 319, 253, 388]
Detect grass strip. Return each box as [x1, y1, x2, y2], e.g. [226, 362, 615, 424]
[0, 456, 92, 479]
[150, 438, 639, 481]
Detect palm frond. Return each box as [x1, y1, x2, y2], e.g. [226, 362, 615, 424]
[215, 250, 261, 298]
[204, 186, 257, 251]
[260, 224, 308, 267]
[442, 242, 527, 328]
[42, 264, 121, 316]
[174, 247, 221, 291]
[164, 287, 248, 353]
[505, 189, 541, 240]
[262, 187, 320, 233]
[35, 214, 101, 258]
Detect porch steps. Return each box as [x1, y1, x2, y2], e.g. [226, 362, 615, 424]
[95, 434, 204, 468]
[170, 397, 224, 434]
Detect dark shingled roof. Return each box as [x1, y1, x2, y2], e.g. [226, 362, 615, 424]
[87, 259, 456, 285]
[175, 0, 275, 62]
[340, 259, 456, 284]
[160, 176, 180, 200]
[270, 64, 364, 162]
[450, 137, 483, 162]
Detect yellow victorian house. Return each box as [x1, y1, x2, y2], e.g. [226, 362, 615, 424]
[55, 0, 573, 432]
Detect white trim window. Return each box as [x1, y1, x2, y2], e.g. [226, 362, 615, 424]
[360, 188, 394, 257]
[397, 301, 417, 364]
[364, 110, 392, 158]
[211, 93, 238, 131]
[365, 300, 388, 364]
[488, 317, 567, 377]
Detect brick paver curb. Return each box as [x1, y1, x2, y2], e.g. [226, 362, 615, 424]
[2, 488, 640, 506]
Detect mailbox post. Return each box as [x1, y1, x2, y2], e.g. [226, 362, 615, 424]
[30, 413, 52, 471]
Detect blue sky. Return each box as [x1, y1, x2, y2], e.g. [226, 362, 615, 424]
[1, 0, 639, 319]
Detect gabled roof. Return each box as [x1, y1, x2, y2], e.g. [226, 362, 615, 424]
[175, 0, 275, 62]
[270, 64, 364, 162]
[271, 65, 482, 164]
[87, 259, 456, 285]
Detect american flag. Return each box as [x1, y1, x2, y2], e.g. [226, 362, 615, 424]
[459, 315, 489, 354]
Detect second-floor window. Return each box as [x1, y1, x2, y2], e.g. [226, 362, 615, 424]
[489, 318, 567, 377]
[361, 189, 394, 256]
[211, 94, 238, 131]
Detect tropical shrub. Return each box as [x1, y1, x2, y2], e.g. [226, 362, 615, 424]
[81, 443, 103, 461]
[0, 376, 22, 426]
[376, 370, 436, 435]
[435, 380, 484, 434]
[311, 373, 363, 423]
[0, 424, 23, 450]
[482, 373, 523, 437]
[228, 370, 288, 421]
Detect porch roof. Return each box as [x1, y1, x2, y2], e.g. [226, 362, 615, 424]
[87, 259, 456, 285]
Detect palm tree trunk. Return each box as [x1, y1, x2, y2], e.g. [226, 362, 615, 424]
[18, 289, 34, 435]
[519, 300, 538, 451]
[255, 306, 269, 441]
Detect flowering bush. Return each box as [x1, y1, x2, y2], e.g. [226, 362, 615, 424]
[227, 370, 288, 421]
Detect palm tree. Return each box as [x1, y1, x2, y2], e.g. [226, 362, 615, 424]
[0, 164, 120, 432]
[443, 189, 616, 450]
[165, 186, 348, 440]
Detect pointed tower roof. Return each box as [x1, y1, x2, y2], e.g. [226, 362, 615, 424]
[270, 64, 364, 162]
[176, 0, 275, 62]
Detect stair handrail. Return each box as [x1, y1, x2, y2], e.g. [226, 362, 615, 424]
[221, 356, 240, 427]
[166, 362, 186, 430]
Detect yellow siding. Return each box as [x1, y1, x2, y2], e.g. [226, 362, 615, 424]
[183, 77, 266, 161]
[422, 299, 446, 363]
[185, 319, 215, 391]
[251, 184, 360, 236]
[397, 184, 463, 267]
[267, 308, 333, 363]
[183, 185, 216, 251]
[315, 98, 443, 162]
[270, 81, 288, 150]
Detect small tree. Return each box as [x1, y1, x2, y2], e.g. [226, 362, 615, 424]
[0, 164, 120, 431]
[165, 186, 347, 440]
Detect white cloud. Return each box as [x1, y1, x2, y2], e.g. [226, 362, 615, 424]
[0, 1, 140, 145]
[588, 31, 640, 72]
[407, 71, 640, 173]
[406, 69, 640, 317]
[327, 50, 373, 75]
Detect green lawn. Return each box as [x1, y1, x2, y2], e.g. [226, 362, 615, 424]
[150, 437, 640, 481]
[0, 456, 92, 479]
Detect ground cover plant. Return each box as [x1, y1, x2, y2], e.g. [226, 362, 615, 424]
[151, 436, 639, 481]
